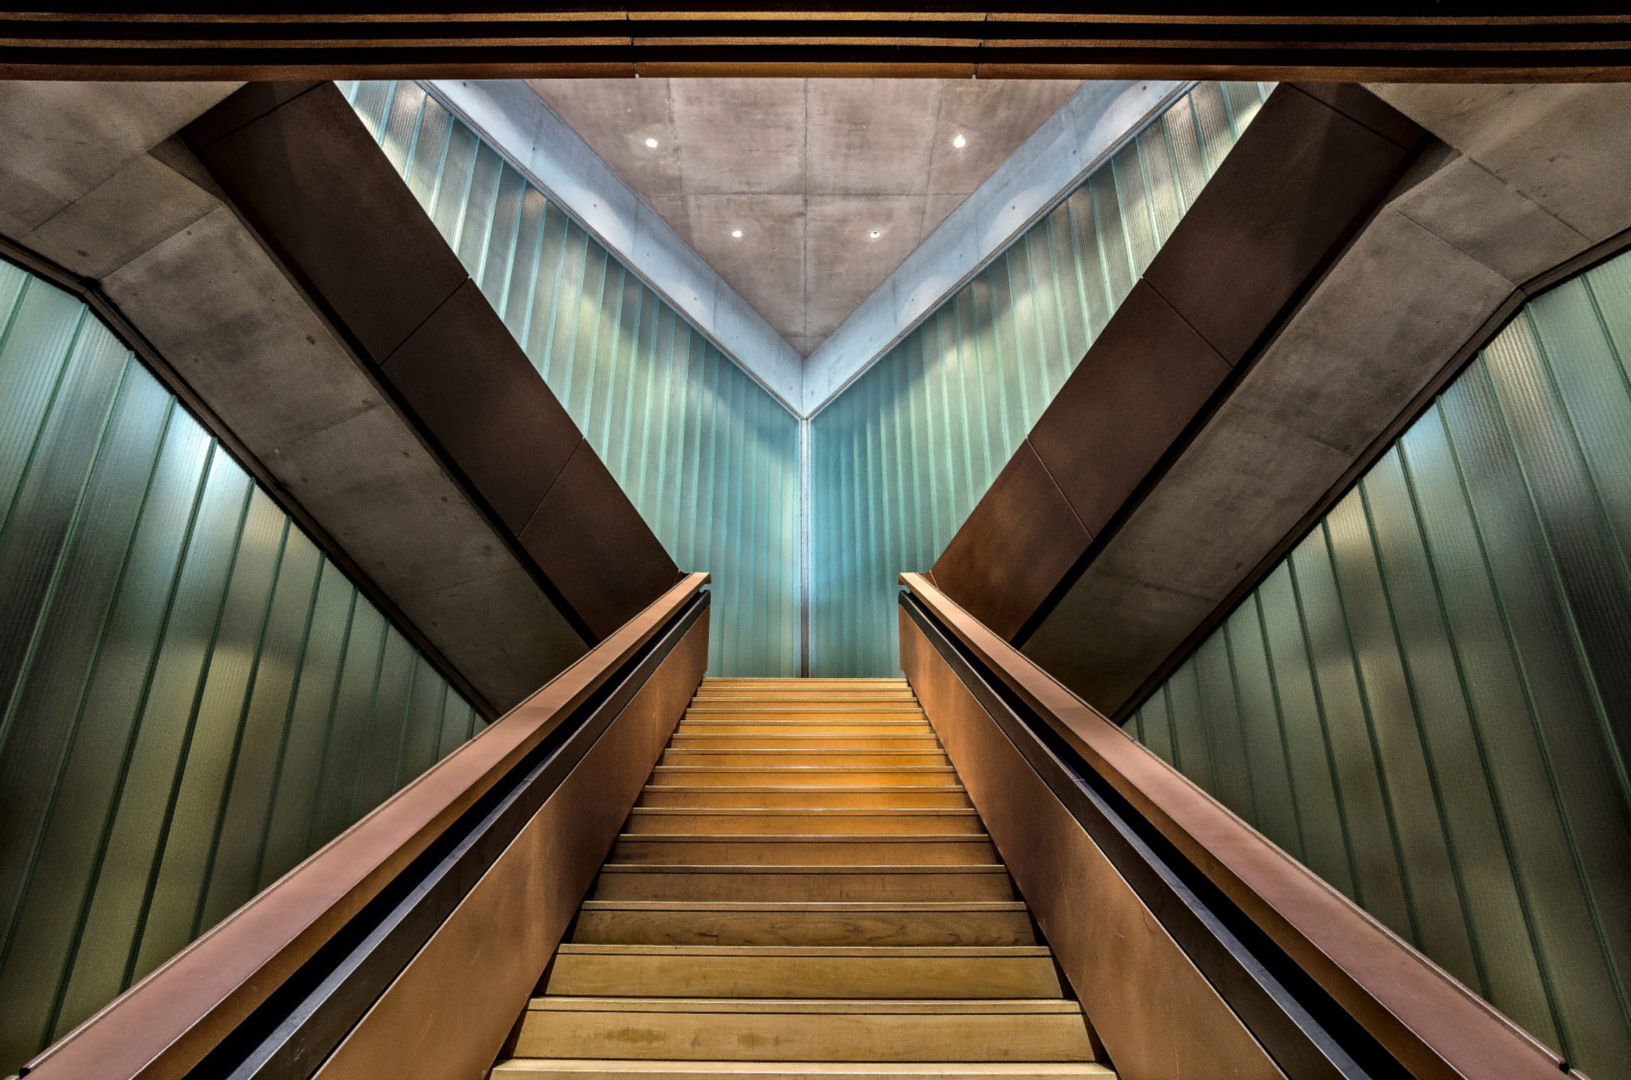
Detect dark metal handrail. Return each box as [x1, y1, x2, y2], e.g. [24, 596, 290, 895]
[900, 571, 1582, 1080]
[19, 572, 710, 1080]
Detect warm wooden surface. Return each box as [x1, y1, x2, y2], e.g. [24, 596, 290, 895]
[492, 677, 1114, 1080]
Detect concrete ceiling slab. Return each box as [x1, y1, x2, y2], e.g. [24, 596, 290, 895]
[527, 77, 1082, 356]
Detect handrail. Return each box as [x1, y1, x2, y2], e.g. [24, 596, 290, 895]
[900, 571, 1582, 1080]
[20, 571, 710, 1080]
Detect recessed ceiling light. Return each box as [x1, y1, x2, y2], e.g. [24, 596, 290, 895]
[644, 136, 660, 149]
[730, 228, 743, 239]
[952, 133, 968, 149]
[868, 229, 883, 240]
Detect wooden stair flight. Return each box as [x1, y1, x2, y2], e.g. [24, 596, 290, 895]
[491, 677, 1113, 1080]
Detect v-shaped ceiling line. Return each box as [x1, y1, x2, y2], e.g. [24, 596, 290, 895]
[426, 77, 1185, 422]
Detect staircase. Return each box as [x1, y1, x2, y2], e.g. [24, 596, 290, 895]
[491, 677, 1114, 1080]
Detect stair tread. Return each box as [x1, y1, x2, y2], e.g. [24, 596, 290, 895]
[639, 786, 965, 796]
[629, 812, 972, 822]
[494, 1062, 1113, 1077]
[555, 944, 1051, 956]
[599, 864, 1009, 874]
[530, 998, 1083, 1014]
[492, 679, 1100, 1080]
[654, 767, 956, 773]
[581, 901, 1026, 911]
[619, 834, 990, 843]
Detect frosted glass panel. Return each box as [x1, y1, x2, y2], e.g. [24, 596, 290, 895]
[810, 82, 1272, 674]
[0, 262, 479, 1076]
[1130, 249, 1631, 1080]
[345, 80, 801, 675]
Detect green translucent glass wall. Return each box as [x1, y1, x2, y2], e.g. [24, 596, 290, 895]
[1128, 251, 1631, 1079]
[344, 80, 801, 675]
[0, 262, 481, 1076]
[808, 82, 1272, 675]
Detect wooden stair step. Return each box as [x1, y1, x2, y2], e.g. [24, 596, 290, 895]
[624, 809, 984, 836]
[696, 682, 911, 688]
[494, 1062, 1114, 1080]
[591, 865, 1015, 903]
[669, 735, 943, 750]
[512, 998, 1094, 1062]
[675, 722, 935, 736]
[684, 705, 924, 714]
[652, 767, 958, 788]
[610, 835, 999, 866]
[543, 945, 1064, 998]
[681, 708, 926, 714]
[571, 900, 1036, 946]
[496, 1062, 1111, 1080]
[636, 787, 971, 810]
[660, 750, 951, 768]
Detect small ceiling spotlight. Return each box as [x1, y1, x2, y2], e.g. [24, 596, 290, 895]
[868, 229, 883, 240]
[644, 136, 660, 149]
[952, 133, 968, 149]
[730, 228, 744, 239]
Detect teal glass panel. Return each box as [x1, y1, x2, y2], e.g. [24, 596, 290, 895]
[808, 82, 1271, 674]
[0, 264, 479, 1077]
[1132, 248, 1631, 1079]
[344, 81, 801, 676]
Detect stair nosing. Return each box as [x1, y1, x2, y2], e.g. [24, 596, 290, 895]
[527, 998, 1083, 1015]
[597, 864, 1009, 874]
[553, 944, 1052, 956]
[617, 834, 992, 843]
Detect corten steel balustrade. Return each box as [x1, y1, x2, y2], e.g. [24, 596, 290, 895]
[897, 572, 1587, 1080]
[13, 573, 710, 1080]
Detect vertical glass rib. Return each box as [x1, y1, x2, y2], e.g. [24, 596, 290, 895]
[1128, 245, 1631, 1073]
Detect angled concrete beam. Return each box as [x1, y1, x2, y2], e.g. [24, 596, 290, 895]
[0, 79, 677, 713]
[931, 84, 1429, 712]
[186, 81, 682, 647]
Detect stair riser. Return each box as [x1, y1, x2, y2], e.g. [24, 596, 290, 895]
[590, 869, 1015, 903]
[543, 953, 1063, 998]
[623, 812, 984, 836]
[513, 1011, 1095, 1062]
[652, 769, 958, 788]
[637, 788, 971, 809]
[610, 839, 1000, 865]
[661, 751, 952, 768]
[571, 910, 1037, 947]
